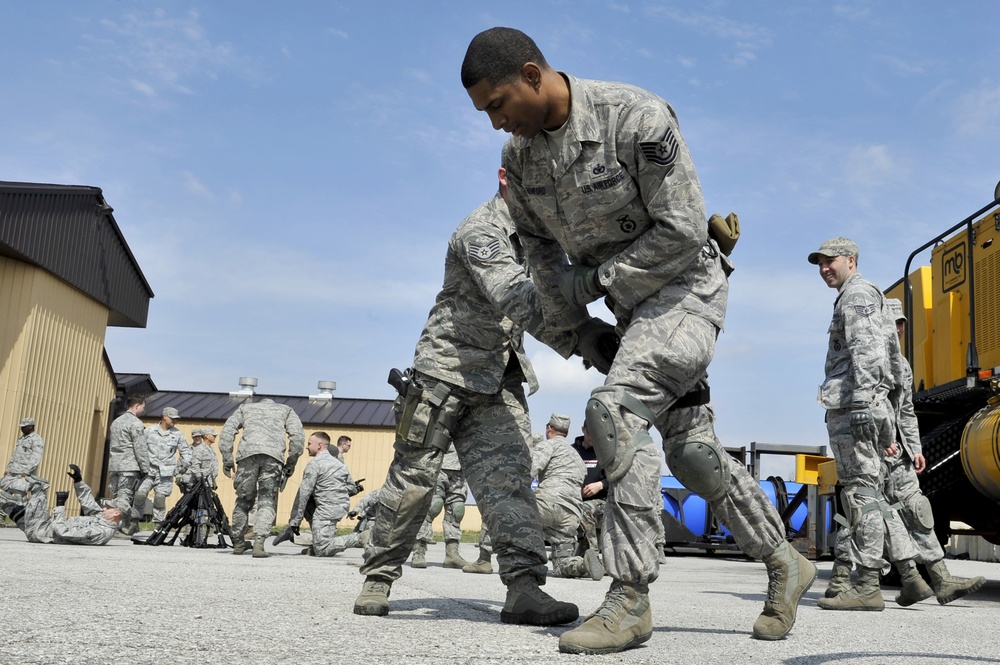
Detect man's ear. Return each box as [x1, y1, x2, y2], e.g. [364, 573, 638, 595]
[522, 62, 542, 90]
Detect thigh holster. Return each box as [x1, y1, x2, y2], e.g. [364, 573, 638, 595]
[396, 377, 462, 452]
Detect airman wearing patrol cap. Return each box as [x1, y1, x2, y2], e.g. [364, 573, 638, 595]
[1, 417, 45, 506]
[132, 406, 192, 528]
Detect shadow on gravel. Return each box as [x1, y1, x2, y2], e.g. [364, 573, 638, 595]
[784, 652, 1000, 664]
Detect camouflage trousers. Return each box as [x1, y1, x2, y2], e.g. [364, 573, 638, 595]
[882, 450, 943, 563]
[310, 518, 345, 557]
[599, 307, 785, 585]
[230, 454, 283, 539]
[416, 468, 468, 544]
[361, 371, 548, 584]
[108, 471, 141, 525]
[536, 486, 585, 576]
[0, 474, 32, 507]
[132, 474, 176, 523]
[827, 407, 897, 571]
[579, 498, 605, 552]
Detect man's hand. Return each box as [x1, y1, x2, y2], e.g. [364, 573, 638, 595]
[883, 442, 899, 457]
[582, 481, 604, 498]
[272, 523, 299, 546]
[557, 265, 605, 306]
[67, 464, 83, 484]
[223, 463, 234, 478]
[913, 453, 927, 473]
[575, 318, 619, 375]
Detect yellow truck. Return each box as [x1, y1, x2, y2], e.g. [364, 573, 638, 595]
[885, 181, 1000, 546]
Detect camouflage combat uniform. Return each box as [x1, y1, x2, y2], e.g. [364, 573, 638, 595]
[361, 192, 575, 586]
[326, 488, 381, 554]
[219, 399, 305, 540]
[182, 443, 220, 488]
[0, 429, 45, 506]
[415, 445, 468, 546]
[21, 481, 119, 545]
[288, 447, 354, 556]
[819, 271, 899, 571]
[107, 409, 151, 521]
[504, 75, 786, 586]
[530, 433, 590, 577]
[134, 424, 192, 522]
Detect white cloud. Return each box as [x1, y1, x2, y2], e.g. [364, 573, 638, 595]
[181, 171, 214, 199]
[953, 82, 1000, 137]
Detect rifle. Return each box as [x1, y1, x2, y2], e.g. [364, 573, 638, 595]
[133, 479, 232, 549]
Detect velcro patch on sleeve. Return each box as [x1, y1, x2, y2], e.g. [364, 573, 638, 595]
[469, 239, 502, 262]
[853, 303, 877, 317]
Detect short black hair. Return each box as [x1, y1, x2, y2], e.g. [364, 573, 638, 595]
[127, 395, 146, 408]
[461, 27, 547, 89]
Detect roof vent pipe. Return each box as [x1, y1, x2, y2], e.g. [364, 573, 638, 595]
[230, 376, 258, 396]
[310, 380, 337, 401]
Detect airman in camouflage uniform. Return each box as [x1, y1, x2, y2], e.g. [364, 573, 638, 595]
[532, 414, 604, 580]
[463, 28, 812, 653]
[411, 444, 472, 569]
[180, 427, 220, 489]
[811, 238, 901, 611]
[354, 163, 593, 627]
[219, 397, 305, 558]
[827, 298, 986, 606]
[107, 396, 151, 531]
[8, 464, 129, 546]
[323, 488, 381, 556]
[0, 417, 45, 507]
[132, 406, 192, 528]
[286, 431, 357, 556]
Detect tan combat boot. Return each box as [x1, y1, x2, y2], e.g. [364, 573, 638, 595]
[232, 539, 251, 555]
[753, 540, 817, 640]
[894, 559, 934, 607]
[817, 566, 884, 611]
[825, 559, 853, 598]
[410, 541, 427, 569]
[462, 548, 493, 574]
[926, 559, 986, 605]
[558, 580, 652, 655]
[353, 577, 392, 616]
[500, 574, 579, 626]
[251, 535, 269, 558]
[443, 540, 471, 569]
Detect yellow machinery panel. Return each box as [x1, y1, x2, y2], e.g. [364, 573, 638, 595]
[794, 454, 829, 486]
[886, 266, 934, 389]
[924, 207, 1000, 388]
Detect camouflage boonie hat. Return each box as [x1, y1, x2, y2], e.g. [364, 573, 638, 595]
[807, 237, 859, 265]
[886, 298, 906, 322]
[548, 413, 571, 433]
[19, 417, 35, 427]
[162, 407, 180, 419]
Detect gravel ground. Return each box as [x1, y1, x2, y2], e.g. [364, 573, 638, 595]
[1, 527, 998, 664]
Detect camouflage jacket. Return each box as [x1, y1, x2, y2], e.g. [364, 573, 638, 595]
[503, 74, 728, 331]
[5, 431, 44, 475]
[288, 448, 352, 526]
[531, 435, 586, 496]
[143, 424, 192, 477]
[108, 411, 150, 475]
[52, 481, 119, 545]
[413, 193, 574, 395]
[819, 272, 893, 409]
[218, 399, 305, 467]
[885, 320, 922, 459]
[188, 443, 219, 483]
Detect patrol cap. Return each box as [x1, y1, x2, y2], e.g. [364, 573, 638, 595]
[807, 237, 859, 265]
[190, 428, 204, 437]
[103, 497, 131, 514]
[19, 417, 35, 427]
[200, 426, 217, 437]
[162, 407, 180, 419]
[548, 413, 571, 433]
[886, 298, 906, 323]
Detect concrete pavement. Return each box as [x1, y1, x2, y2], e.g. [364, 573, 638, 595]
[1, 527, 997, 664]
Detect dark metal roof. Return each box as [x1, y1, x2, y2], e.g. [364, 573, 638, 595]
[115, 373, 159, 398]
[0, 181, 154, 328]
[137, 389, 395, 428]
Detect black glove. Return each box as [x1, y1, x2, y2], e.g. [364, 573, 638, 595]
[272, 524, 300, 546]
[575, 318, 620, 375]
[352, 479, 365, 496]
[348, 510, 359, 520]
[67, 464, 83, 484]
[55, 491, 69, 507]
[557, 265, 605, 306]
[849, 407, 878, 445]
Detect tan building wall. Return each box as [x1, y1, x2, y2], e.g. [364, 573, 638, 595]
[143, 420, 484, 534]
[0, 257, 117, 507]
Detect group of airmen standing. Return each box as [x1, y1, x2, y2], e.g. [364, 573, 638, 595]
[1, 25, 991, 658]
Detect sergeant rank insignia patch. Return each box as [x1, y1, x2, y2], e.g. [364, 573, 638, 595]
[853, 303, 877, 317]
[639, 126, 679, 167]
[469, 239, 502, 262]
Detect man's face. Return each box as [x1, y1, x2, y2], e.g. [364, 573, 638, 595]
[468, 72, 548, 139]
[203, 434, 216, 447]
[20, 425, 33, 436]
[103, 507, 123, 523]
[307, 436, 324, 457]
[134, 402, 146, 416]
[339, 440, 352, 454]
[817, 254, 855, 290]
[162, 416, 175, 428]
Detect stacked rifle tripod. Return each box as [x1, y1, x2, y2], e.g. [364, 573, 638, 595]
[132, 479, 233, 548]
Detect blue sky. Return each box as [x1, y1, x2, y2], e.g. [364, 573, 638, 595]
[3, 2, 1000, 470]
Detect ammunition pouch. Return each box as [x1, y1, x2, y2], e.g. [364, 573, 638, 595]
[395, 377, 462, 452]
[665, 424, 729, 503]
[585, 388, 656, 483]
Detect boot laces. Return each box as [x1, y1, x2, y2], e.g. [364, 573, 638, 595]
[763, 561, 787, 607]
[591, 586, 631, 622]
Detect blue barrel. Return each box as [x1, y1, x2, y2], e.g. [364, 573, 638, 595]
[661, 475, 710, 537]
